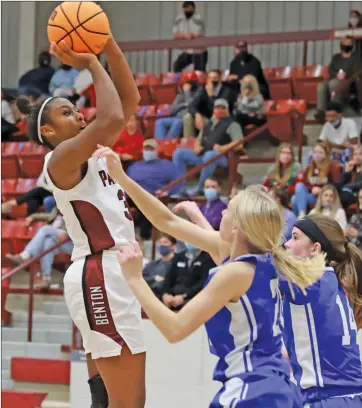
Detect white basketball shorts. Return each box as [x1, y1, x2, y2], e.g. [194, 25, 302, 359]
[63, 250, 146, 359]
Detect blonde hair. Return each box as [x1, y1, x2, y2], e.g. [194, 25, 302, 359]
[308, 213, 362, 328]
[232, 185, 325, 289]
[268, 143, 295, 185]
[241, 75, 260, 96]
[313, 184, 342, 218]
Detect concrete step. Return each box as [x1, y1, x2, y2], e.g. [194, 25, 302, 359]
[2, 356, 11, 370]
[43, 301, 69, 316]
[2, 341, 65, 359]
[2, 369, 11, 380]
[42, 401, 70, 408]
[11, 311, 72, 330]
[13, 382, 70, 404]
[2, 327, 72, 345]
[2, 378, 14, 389]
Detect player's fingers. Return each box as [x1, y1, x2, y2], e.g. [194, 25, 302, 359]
[57, 40, 72, 55]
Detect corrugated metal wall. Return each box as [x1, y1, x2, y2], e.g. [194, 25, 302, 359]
[2, 1, 362, 86]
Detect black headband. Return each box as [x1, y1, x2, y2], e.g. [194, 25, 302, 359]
[295, 218, 336, 260]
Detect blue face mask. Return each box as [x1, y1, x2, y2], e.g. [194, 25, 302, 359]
[322, 204, 332, 210]
[330, 119, 341, 129]
[157, 245, 172, 257]
[143, 150, 157, 162]
[204, 188, 218, 202]
[186, 243, 199, 253]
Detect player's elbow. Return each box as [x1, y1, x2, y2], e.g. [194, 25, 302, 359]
[166, 328, 186, 344]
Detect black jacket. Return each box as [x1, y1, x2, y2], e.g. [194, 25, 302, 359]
[339, 169, 362, 194]
[163, 251, 215, 300]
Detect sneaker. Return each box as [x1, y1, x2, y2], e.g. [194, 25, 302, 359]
[5, 254, 24, 265]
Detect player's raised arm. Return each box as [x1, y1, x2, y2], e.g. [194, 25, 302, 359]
[103, 34, 140, 125]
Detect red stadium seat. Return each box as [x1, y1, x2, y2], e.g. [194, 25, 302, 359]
[157, 139, 179, 159]
[1, 142, 23, 179]
[2, 220, 29, 255]
[143, 117, 157, 138]
[293, 65, 328, 105]
[268, 66, 294, 100]
[161, 72, 181, 84]
[135, 73, 161, 87]
[2, 142, 24, 156]
[138, 86, 152, 105]
[149, 84, 177, 105]
[82, 84, 96, 107]
[19, 156, 44, 179]
[15, 179, 37, 196]
[179, 138, 197, 150]
[2, 179, 18, 200]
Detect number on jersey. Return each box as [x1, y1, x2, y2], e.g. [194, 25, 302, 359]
[270, 278, 282, 336]
[117, 189, 133, 221]
[336, 294, 357, 345]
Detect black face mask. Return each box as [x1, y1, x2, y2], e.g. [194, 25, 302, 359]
[211, 81, 219, 87]
[61, 64, 72, 71]
[184, 10, 194, 19]
[239, 51, 248, 61]
[340, 44, 353, 53]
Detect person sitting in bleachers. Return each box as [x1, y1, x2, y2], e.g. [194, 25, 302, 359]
[269, 187, 297, 243]
[49, 64, 79, 98]
[127, 139, 181, 239]
[233, 74, 266, 131]
[143, 234, 176, 298]
[5, 214, 73, 290]
[315, 36, 362, 120]
[161, 243, 215, 310]
[348, 10, 362, 58]
[1, 170, 53, 216]
[317, 101, 359, 163]
[154, 73, 200, 139]
[198, 176, 226, 230]
[263, 143, 301, 195]
[113, 114, 144, 168]
[291, 142, 341, 218]
[339, 145, 362, 208]
[172, 98, 243, 197]
[345, 188, 362, 251]
[309, 184, 347, 230]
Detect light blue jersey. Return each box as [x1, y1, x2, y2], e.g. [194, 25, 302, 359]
[204, 254, 302, 408]
[280, 267, 362, 406]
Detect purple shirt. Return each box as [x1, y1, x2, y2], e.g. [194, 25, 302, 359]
[199, 198, 227, 231]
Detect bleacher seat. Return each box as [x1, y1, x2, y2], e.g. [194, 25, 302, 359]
[135, 73, 161, 87]
[161, 72, 181, 84]
[157, 139, 180, 159]
[268, 66, 293, 100]
[293, 65, 328, 105]
[137, 86, 152, 105]
[149, 84, 177, 105]
[15, 179, 37, 196]
[2, 179, 18, 200]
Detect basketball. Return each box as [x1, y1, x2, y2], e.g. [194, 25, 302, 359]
[47, 1, 110, 55]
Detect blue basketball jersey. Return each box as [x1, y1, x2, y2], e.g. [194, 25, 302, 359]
[204, 254, 300, 407]
[280, 267, 362, 404]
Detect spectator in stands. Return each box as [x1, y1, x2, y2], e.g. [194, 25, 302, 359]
[113, 114, 144, 166]
[269, 187, 297, 243]
[227, 40, 270, 100]
[199, 177, 227, 230]
[234, 74, 266, 130]
[49, 64, 79, 97]
[18, 51, 54, 95]
[1, 90, 18, 141]
[73, 68, 93, 109]
[345, 188, 362, 250]
[172, 1, 207, 73]
[161, 243, 215, 310]
[317, 101, 359, 162]
[291, 143, 341, 218]
[143, 234, 176, 298]
[1, 170, 53, 216]
[263, 143, 301, 195]
[309, 184, 347, 230]
[43, 195, 57, 213]
[339, 145, 362, 208]
[155, 74, 200, 139]
[5, 215, 73, 290]
[348, 10, 362, 58]
[184, 69, 239, 137]
[127, 139, 181, 239]
[315, 36, 362, 119]
[173, 98, 243, 196]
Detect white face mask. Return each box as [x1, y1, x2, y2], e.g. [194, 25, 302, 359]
[350, 17, 359, 27]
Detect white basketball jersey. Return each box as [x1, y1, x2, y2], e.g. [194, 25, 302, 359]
[43, 152, 135, 261]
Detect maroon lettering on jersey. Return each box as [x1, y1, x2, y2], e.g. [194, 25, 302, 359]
[82, 254, 125, 346]
[70, 200, 115, 254]
[98, 170, 116, 187]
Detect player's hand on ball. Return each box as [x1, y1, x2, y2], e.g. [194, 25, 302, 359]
[93, 145, 125, 178]
[117, 242, 143, 282]
[49, 41, 98, 70]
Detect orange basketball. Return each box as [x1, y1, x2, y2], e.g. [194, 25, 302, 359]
[47, 1, 110, 55]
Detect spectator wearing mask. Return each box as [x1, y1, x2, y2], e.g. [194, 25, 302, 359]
[339, 146, 362, 207]
[227, 40, 270, 100]
[1, 90, 18, 141]
[291, 143, 341, 218]
[317, 101, 359, 162]
[173, 98, 243, 196]
[1, 170, 53, 216]
[155, 74, 200, 139]
[172, 1, 207, 73]
[263, 143, 301, 195]
[348, 10, 362, 58]
[5, 215, 73, 290]
[315, 36, 362, 119]
[143, 234, 176, 298]
[113, 114, 144, 166]
[269, 187, 297, 242]
[309, 184, 347, 230]
[345, 188, 362, 250]
[198, 177, 227, 230]
[184, 69, 239, 137]
[127, 139, 181, 238]
[18, 51, 55, 95]
[234, 74, 266, 130]
[161, 244, 215, 310]
[49, 64, 79, 97]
